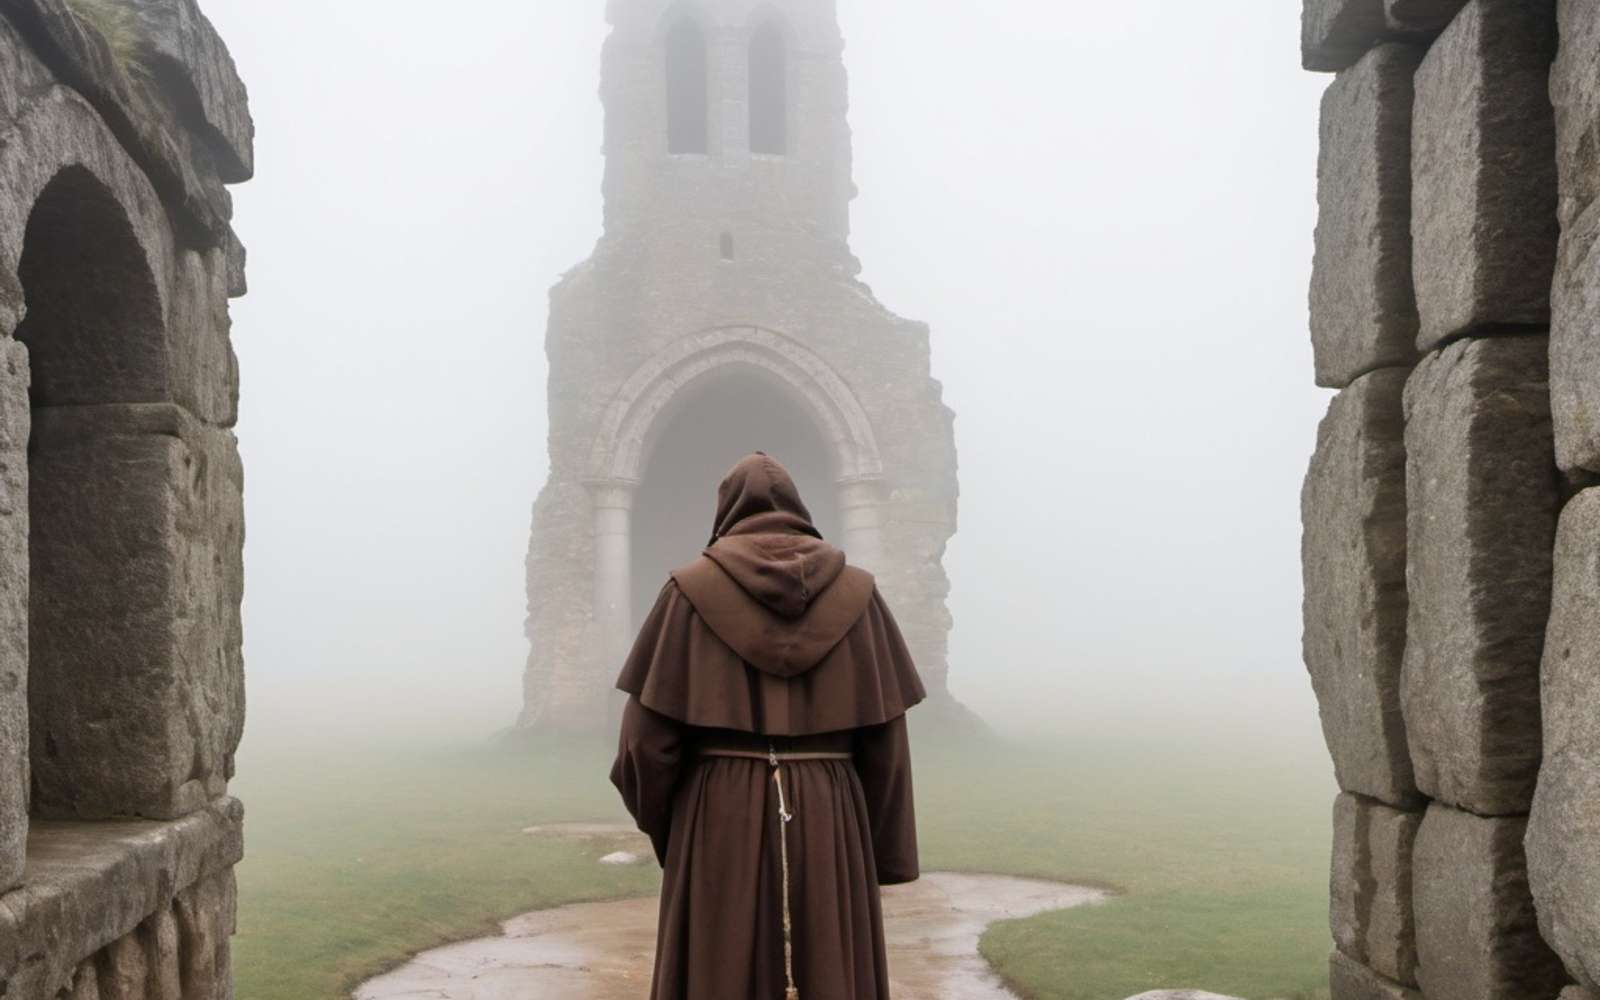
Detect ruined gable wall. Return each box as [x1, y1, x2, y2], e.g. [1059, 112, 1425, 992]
[521, 0, 959, 732]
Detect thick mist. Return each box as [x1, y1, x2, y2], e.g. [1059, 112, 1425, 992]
[202, 0, 1330, 757]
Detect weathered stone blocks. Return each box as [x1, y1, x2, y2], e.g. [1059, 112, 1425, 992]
[63, 959, 97, 1000]
[149, 906, 183, 998]
[1550, 0, 1600, 230]
[1412, 804, 1567, 999]
[0, 338, 26, 893]
[1330, 949, 1423, 1000]
[1305, 0, 1390, 72]
[1303, 370, 1417, 805]
[1401, 336, 1557, 816]
[1528, 488, 1600, 992]
[1386, 0, 1468, 34]
[1411, 0, 1558, 350]
[127, 0, 255, 183]
[27, 404, 244, 821]
[96, 933, 147, 1000]
[0, 798, 243, 996]
[1312, 45, 1422, 388]
[1551, 199, 1600, 473]
[1550, 0, 1600, 472]
[0, 0, 243, 247]
[174, 870, 236, 998]
[0, 1, 250, 994]
[1331, 793, 1422, 984]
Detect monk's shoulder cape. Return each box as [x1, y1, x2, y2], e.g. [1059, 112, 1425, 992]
[615, 560, 926, 736]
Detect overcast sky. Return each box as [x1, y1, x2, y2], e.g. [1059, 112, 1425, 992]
[200, 1, 1332, 754]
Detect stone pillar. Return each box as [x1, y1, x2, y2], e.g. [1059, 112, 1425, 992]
[713, 24, 746, 162]
[0, 338, 27, 893]
[587, 479, 636, 728]
[837, 475, 885, 574]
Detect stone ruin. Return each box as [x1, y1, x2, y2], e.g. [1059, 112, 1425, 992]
[518, 0, 961, 733]
[1300, 0, 1600, 997]
[0, 0, 251, 996]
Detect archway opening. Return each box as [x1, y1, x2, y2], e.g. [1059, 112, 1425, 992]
[749, 21, 787, 155]
[631, 370, 841, 629]
[665, 18, 709, 155]
[17, 167, 165, 405]
[17, 165, 167, 819]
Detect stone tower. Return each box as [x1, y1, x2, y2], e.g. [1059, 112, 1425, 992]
[520, 0, 959, 732]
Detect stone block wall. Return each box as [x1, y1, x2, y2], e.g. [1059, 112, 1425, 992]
[1300, 1, 1600, 996]
[0, 0, 252, 995]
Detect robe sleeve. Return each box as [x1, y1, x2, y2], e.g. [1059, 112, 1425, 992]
[854, 713, 919, 885]
[609, 695, 686, 866]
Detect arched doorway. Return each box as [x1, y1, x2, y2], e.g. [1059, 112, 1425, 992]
[582, 327, 885, 703]
[630, 368, 841, 629]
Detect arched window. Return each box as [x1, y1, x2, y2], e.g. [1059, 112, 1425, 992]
[749, 22, 787, 155]
[665, 19, 709, 154]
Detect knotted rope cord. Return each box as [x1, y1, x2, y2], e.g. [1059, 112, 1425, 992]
[770, 743, 800, 1000]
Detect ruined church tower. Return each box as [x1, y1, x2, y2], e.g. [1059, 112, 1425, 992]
[519, 0, 960, 732]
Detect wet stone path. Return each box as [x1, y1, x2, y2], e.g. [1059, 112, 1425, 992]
[355, 825, 1106, 1000]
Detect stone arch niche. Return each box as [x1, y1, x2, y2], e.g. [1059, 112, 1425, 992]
[16, 164, 180, 822]
[583, 326, 886, 680]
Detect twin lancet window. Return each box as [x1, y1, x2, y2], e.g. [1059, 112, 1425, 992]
[665, 18, 787, 156]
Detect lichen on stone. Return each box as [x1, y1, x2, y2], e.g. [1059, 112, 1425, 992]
[62, 0, 154, 80]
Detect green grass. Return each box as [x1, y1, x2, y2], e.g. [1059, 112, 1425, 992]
[232, 727, 1335, 1000]
[983, 888, 1330, 1000]
[231, 739, 657, 996]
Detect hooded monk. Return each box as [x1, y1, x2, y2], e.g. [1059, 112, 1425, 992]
[611, 452, 925, 1000]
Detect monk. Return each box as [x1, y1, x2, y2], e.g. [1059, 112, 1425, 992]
[611, 452, 924, 1000]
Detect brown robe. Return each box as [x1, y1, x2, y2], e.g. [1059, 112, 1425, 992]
[611, 454, 924, 1000]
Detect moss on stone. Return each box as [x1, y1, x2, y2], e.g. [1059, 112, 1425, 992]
[62, 0, 154, 80]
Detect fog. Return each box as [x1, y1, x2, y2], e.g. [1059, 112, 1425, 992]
[200, 1, 1331, 757]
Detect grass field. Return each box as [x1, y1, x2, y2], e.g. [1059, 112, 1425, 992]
[231, 725, 1335, 1000]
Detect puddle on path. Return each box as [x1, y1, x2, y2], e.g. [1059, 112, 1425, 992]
[355, 869, 1105, 1000]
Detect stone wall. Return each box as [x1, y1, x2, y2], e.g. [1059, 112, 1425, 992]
[0, 0, 251, 995]
[1301, 1, 1600, 997]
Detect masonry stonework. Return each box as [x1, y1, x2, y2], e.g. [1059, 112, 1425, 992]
[0, 0, 251, 994]
[1299, 1, 1600, 997]
[518, 0, 960, 733]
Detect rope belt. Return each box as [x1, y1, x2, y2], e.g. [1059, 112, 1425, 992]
[699, 749, 853, 762]
[698, 746, 852, 1000]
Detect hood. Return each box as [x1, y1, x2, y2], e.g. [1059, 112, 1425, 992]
[703, 453, 847, 619]
[666, 453, 874, 677]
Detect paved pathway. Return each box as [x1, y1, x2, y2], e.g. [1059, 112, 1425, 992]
[355, 865, 1106, 1000]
